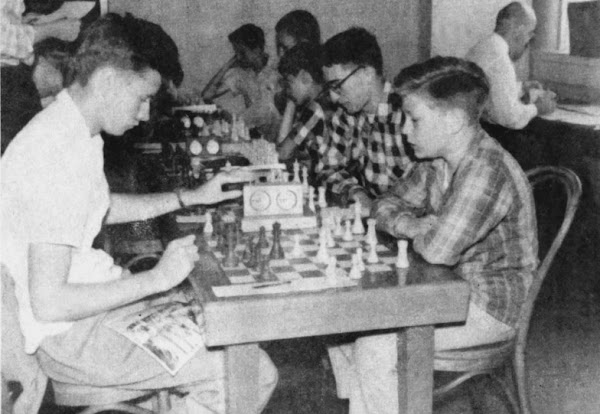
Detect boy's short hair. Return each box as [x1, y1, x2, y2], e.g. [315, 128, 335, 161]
[228, 24, 265, 50]
[321, 27, 383, 75]
[394, 56, 490, 124]
[275, 10, 321, 47]
[278, 43, 324, 84]
[34, 38, 72, 78]
[67, 13, 183, 87]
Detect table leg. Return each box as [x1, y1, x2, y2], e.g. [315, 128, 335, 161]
[397, 326, 435, 414]
[224, 343, 261, 414]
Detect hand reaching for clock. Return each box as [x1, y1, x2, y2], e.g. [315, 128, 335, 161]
[184, 169, 257, 206]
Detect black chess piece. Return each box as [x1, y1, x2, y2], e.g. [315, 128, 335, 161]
[242, 237, 253, 264]
[269, 222, 285, 260]
[258, 226, 269, 250]
[222, 223, 239, 267]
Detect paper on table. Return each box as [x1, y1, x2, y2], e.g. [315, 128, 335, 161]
[32, 2, 95, 24]
[212, 277, 358, 297]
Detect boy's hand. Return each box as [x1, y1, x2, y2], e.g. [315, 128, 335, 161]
[183, 169, 256, 206]
[151, 235, 199, 292]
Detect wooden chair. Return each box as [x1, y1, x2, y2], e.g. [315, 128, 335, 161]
[1, 267, 169, 414]
[433, 166, 582, 414]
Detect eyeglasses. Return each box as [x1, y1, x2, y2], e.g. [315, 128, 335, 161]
[320, 66, 364, 98]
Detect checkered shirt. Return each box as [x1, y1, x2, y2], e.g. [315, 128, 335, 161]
[315, 81, 412, 202]
[289, 97, 334, 161]
[374, 131, 539, 327]
[1, 0, 35, 66]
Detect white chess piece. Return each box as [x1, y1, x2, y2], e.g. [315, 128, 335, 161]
[318, 186, 327, 208]
[352, 202, 365, 234]
[302, 166, 309, 194]
[366, 218, 377, 245]
[316, 229, 330, 264]
[343, 220, 353, 241]
[367, 241, 379, 263]
[224, 160, 233, 172]
[326, 226, 335, 248]
[203, 212, 213, 234]
[334, 216, 344, 237]
[356, 247, 366, 271]
[396, 240, 409, 268]
[292, 160, 301, 183]
[290, 234, 303, 257]
[348, 254, 362, 280]
[326, 256, 338, 284]
[308, 187, 316, 211]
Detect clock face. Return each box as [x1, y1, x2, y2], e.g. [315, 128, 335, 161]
[206, 139, 220, 155]
[276, 189, 298, 210]
[189, 140, 202, 155]
[249, 190, 271, 211]
[193, 116, 205, 128]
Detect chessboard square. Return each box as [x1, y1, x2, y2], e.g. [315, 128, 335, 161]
[298, 269, 324, 278]
[380, 256, 397, 265]
[229, 275, 257, 284]
[287, 257, 313, 265]
[338, 241, 360, 249]
[276, 272, 303, 281]
[290, 262, 320, 272]
[270, 259, 288, 267]
[270, 265, 296, 273]
[329, 248, 346, 256]
[366, 264, 392, 272]
[335, 253, 352, 262]
[337, 259, 353, 269]
[225, 268, 252, 276]
[378, 250, 395, 257]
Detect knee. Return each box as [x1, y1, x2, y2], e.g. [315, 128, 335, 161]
[258, 349, 278, 393]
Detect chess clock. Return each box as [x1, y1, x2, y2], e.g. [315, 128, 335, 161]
[243, 183, 304, 217]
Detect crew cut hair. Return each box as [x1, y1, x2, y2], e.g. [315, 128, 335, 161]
[321, 27, 383, 75]
[278, 43, 324, 84]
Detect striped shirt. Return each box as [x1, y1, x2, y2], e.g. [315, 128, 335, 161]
[1, 0, 35, 66]
[374, 131, 538, 326]
[315, 81, 413, 202]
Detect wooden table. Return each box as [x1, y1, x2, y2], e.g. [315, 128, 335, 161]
[177, 223, 469, 414]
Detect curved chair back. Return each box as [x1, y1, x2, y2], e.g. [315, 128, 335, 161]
[517, 166, 582, 351]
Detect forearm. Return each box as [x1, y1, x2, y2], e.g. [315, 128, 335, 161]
[34, 271, 165, 322]
[201, 62, 234, 101]
[107, 192, 183, 224]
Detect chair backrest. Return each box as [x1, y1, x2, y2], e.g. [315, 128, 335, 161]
[515, 166, 582, 348]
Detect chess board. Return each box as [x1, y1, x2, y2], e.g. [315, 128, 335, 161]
[205, 227, 398, 285]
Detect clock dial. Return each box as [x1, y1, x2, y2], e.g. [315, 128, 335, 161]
[276, 190, 298, 210]
[206, 139, 220, 154]
[189, 140, 202, 155]
[193, 116, 205, 128]
[249, 190, 271, 211]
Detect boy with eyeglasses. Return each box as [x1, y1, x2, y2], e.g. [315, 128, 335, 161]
[316, 27, 413, 213]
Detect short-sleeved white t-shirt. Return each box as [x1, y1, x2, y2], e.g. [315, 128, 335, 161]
[1, 90, 120, 353]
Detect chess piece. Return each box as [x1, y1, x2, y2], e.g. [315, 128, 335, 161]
[318, 186, 327, 208]
[224, 160, 233, 172]
[203, 211, 213, 234]
[356, 247, 366, 271]
[316, 229, 330, 264]
[366, 218, 377, 245]
[212, 119, 223, 137]
[292, 160, 301, 183]
[326, 225, 335, 248]
[269, 222, 285, 260]
[367, 241, 379, 263]
[396, 239, 409, 268]
[257, 257, 270, 282]
[343, 220, 353, 241]
[242, 237, 253, 264]
[326, 256, 337, 279]
[290, 234, 303, 257]
[302, 166, 309, 194]
[308, 187, 316, 212]
[352, 202, 365, 234]
[334, 216, 343, 237]
[258, 226, 269, 250]
[348, 254, 362, 280]
[222, 224, 239, 267]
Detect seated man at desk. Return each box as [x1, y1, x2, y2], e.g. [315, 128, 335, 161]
[327, 57, 538, 414]
[1, 14, 277, 414]
[201, 23, 281, 142]
[277, 43, 333, 183]
[316, 27, 413, 212]
[466, 1, 556, 130]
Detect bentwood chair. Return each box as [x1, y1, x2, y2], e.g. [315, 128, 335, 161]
[433, 166, 582, 414]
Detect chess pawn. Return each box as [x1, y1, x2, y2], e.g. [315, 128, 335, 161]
[318, 186, 327, 208]
[352, 202, 365, 234]
[334, 216, 344, 237]
[343, 220, 354, 241]
[222, 120, 230, 135]
[367, 242, 379, 264]
[326, 256, 338, 284]
[302, 166, 309, 194]
[356, 247, 366, 271]
[348, 254, 362, 280]
[224, 160, 233, 172]
[290, 234, 303, 257]
[258, 226, 269, 250]
[269, 222, 285, 260]
[292, 160, 301, 183]
[203, 212, 213, 234]
[396, 239, 409, 268]
[308, 187, 316, 212]
[316, 229, 329, 264]
[366, 218, 378, 245]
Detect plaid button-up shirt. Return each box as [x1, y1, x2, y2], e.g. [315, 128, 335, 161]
[374, 132, 538, 327]
[315, 81, 413, 202]
[1, 0, 35, 66]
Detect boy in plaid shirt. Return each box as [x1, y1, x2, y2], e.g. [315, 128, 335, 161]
[277, 43, 333, 185]
[317, 27, 413, 212]
[328, 57, 538, 414]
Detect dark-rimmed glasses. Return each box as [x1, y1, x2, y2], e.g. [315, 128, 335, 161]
[320, 65, 364, 98]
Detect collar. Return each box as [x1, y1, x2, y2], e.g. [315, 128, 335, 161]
[55, 89, 98, 143]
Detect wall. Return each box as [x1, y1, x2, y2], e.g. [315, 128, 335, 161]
[108, 0, 430, 94]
